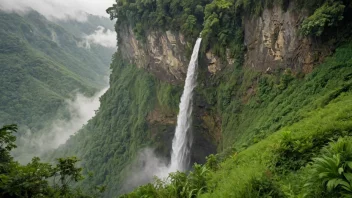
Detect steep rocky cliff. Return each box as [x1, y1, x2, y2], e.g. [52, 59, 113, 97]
[118, 3, 330, 83]
[115, 3, 329, 152]
[118, 24, 189, 83]
[118, 25, 233, 80]
[243, 4, 330, 73]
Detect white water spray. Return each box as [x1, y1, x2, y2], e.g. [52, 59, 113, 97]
[169, 38, 202, 172]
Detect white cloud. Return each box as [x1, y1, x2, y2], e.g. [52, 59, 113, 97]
[14, 88, 108, 163]
[0, 0, 115, 21]
[43, 87, 108, 149]
[122, 148, 170, 193]
[83, 26, 117, 48]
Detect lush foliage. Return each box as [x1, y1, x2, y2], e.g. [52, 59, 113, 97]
[121, 164, 208, 198]
[0, 125, 103, 198]
[300, 0, 345, 36]
[0, 10, 113, 133]
[47, 0, 352, 196]
[107, 0, 210, 39]
[197, 40, 352, 151]
[107, 0, 351, 58]
[305, 137, 352, 196]
[50, 51, 182, 197]
[122, 40, 352, 197]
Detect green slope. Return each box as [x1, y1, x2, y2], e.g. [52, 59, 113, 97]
[50, 51, 182, 197]
[53, 40, 352, 197]
[0, 11, 114, 130]
[123, 39, 352, 198]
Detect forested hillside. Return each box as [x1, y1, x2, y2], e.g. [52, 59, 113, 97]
[51, 51, 182, 196]
[0, 7, 116, 197]
[50, 0, 352, 197]
[0, 10, 114, 133]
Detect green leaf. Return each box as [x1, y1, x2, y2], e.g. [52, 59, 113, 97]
[339, 167, 345, 174]
[347, 161, 352, 169]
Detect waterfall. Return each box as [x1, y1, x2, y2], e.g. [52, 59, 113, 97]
[169, 38, 202, 172]
[122, 39, 202, 184]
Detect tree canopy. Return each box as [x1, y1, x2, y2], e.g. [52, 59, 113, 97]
[0, 125, 103, 198]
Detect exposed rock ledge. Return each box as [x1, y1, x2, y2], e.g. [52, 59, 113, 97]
[118, 3, 330, 82]
[118, 24, 229, 82]
[118, 24, 189, 84]
[244, 3, 329, 73]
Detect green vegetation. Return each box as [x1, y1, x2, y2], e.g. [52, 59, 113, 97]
[0, 125, 104, 198]
[0, 10, 113, 132]
[305, 137, 352, 196]
[300, 1, 345, 36]
[121, 39, 352, 197]
[50, 51, 182, 197]
[107, 0, 351, 58]
[197, 41, 352, 151]
[107, 0, 210, 40]
[46, 0, 352, 196]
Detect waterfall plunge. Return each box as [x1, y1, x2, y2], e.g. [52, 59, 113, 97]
[169, 38, 202, 172]
[123, 39, 202, 187]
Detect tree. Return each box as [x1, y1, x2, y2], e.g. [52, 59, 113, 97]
[0, 125, 102, 198]
[300, 0, 345, 36]
[0, 124, 17, 173]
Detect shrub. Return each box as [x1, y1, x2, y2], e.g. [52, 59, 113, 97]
[300, 1, 345, 36]
[305, 137, 352, 196]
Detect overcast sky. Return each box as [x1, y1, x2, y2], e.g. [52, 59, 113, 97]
[0, 0, 116, 21]
[0, 0, 117, 48]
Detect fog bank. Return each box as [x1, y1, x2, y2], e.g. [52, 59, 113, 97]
[83, 26, 117, 48]
[15, 88, 108, 163]
[0, 0, 115, 21]
[122, 148, 170, 193]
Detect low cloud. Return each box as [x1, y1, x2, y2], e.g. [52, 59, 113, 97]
[14, 88, 108, 163]
[122, 148, 170, 193]
[83, 26, 117, 48]
[0, 0, 115, 21]
[42, 88, 108, 148]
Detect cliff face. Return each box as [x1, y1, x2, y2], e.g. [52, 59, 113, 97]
[244, 4, 329, 73]
[116, 4, 329, 154]
[118, 24, 189, 83]
[117, 25, 222, 164]
[119, 4, 329, 83]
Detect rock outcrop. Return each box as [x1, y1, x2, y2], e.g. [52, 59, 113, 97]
[118, 3, 330, 83]
[244, 3, 328, 73]
[118, 25, 234, 80]
[118, 24, 189, 84]
[206, 50, 235, 75]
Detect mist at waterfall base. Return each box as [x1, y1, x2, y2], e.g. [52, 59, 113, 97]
[14, 88, 107, 163]
[123, 38, 202, 191]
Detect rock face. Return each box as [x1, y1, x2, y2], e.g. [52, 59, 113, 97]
[244, 3, 327, 73]
[206, 50, 234, 75]
[118, 25, 233, 80]
[118, 3, 330, 82]
[118, 24, 189, 84]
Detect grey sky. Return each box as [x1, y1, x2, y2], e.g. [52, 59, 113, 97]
[0, 0, 117, 48]
[0, 0, 116, 21]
